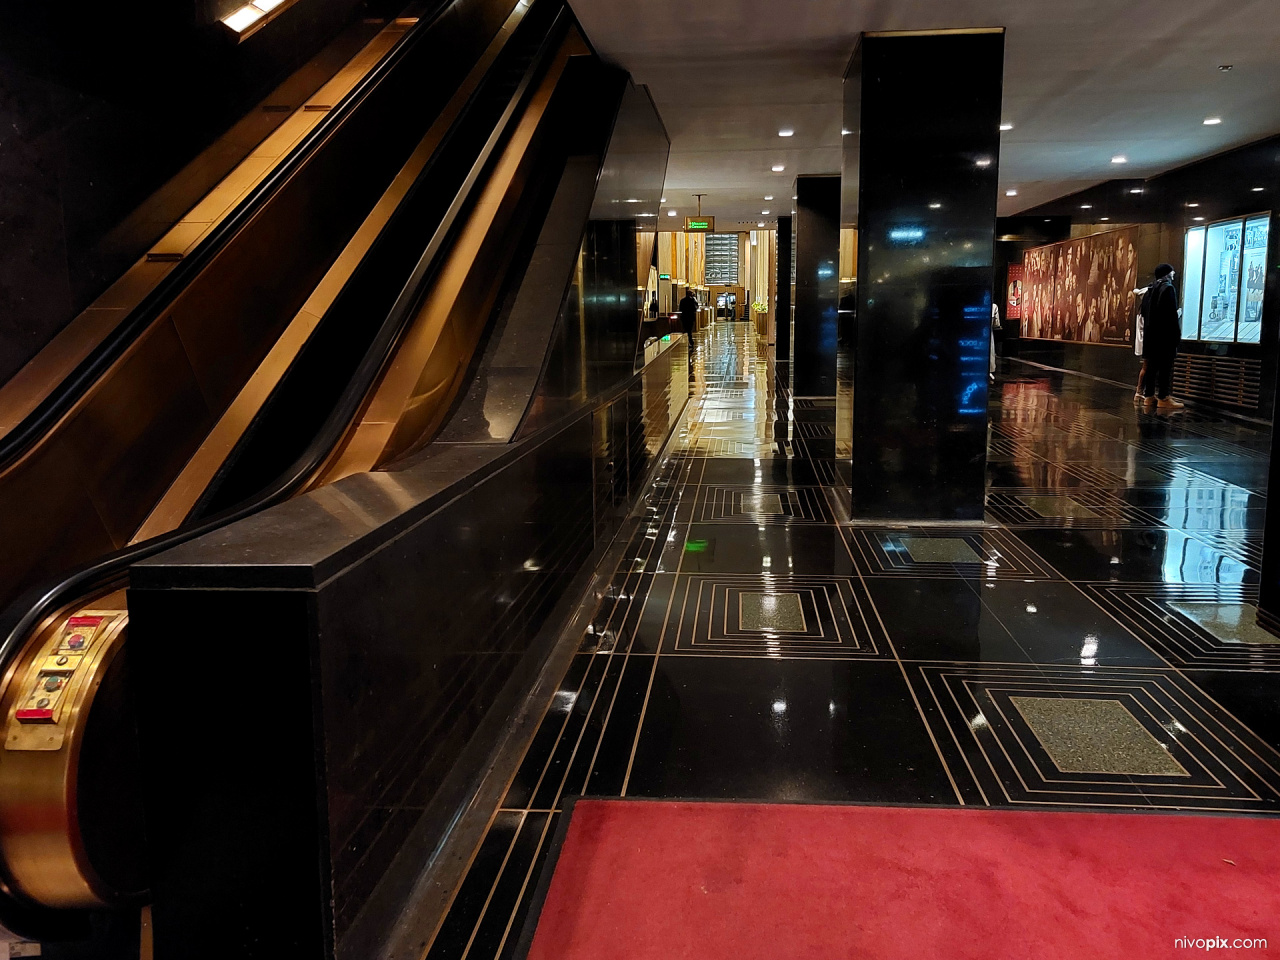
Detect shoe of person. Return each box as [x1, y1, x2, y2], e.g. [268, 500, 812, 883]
[1132, 392, 1143, 405]
[1157, 396, 1186, 410]
[1143, 397, 1157, 411]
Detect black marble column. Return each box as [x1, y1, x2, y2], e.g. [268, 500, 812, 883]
[775, 215, 793, 362]
[844, 29, 1004, 520]
[1259, 418, 1280, 632]
[792, 176, 840, 397]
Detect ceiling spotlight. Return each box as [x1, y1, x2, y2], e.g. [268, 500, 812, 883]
[1203, 117, 1223, 125]
[1129, 188, 1144, 194]
[764, 195, 774, 201]
[762, 209, 770, 215]
[660, 197, 667, 203]
[758, 221, 766, 227]
[1219, 64, 1234, 71]
[1186, 202, 1199, 207]
[1252, 186, 1266, 192]
[1100, 217, 1110, 221]
[772, 164, 786, 172]
[667, 210, 677, 217]
[1005, 189, 1018, 197]
[975, 158, 992, 167]
[1080, 204, 1093, 209]
[929, 202, 942, 209]
[999, 123, 1014, 131]
[778, 129, 795, 137]
[841, 129, 852, 136]
[1111, 155, 1128, 164]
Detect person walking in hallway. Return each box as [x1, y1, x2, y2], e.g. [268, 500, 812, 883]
[679, 288, 699, 343]
[1140, 263, 1184, 411]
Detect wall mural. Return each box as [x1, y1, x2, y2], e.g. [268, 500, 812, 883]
[1021, 227, 1140, 344]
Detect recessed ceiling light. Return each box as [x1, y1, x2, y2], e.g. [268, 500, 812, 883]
[1186, 202, 1199, 207]
[762, 210, 770, 215]
[1129, 188, 1144, 194]
[841, 129, 851, 136]
[975, 158, 992, 167]
[1193, 216, 1205, 221]
[929, 202, 942, 209]
[223, 4, 266, 30]
[1005, 189, 1018, 197]
[778, 129, 794, 137]
[758, 221, 766, 227]
[1100, 217, 1110, 221]
[772, 164, 786, 172]
[792, 195, 798, 200]
[999, 123, 1014, 131]
[1203, 117, 1222, 125]
[667, 210, 677, 217]
[1081, 204, 1093, 209]
[764, 195, 774, 201]
[660, 198, 667, 203]
[1253, 186, 1266, 192]
[1219, 64, 1233, 71]
[1111, 155, 1128, 164]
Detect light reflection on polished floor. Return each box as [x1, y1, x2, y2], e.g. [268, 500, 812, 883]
[420, 322, 1280, 960]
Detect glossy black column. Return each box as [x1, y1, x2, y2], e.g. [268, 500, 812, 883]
[844, 29, 1003, 520]
[1260, 414, 1280, 632]
[792, 176, 840, 397]
[775, 215, 793, 363]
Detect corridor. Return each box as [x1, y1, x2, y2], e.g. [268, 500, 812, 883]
[420, 322, 1279, 959]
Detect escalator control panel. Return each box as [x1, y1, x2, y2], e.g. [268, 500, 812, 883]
[6, 613, 119, 751]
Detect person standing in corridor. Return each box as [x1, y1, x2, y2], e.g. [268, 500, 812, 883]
[679, 288, 699, 342]
[1140, 263, 1185, 411]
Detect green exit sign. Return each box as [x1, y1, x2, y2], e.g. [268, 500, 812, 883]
[659, 273, 671, 280]
[684, 217, 715, 232]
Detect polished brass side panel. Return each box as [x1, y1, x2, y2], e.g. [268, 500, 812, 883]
[320, 32, 591, 481]
[0, 594, 130, 908]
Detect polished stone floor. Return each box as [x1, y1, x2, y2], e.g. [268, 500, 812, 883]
[420, 324, 1280, 960]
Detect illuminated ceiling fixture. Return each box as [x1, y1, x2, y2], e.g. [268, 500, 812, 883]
[221, 0, 296, 38]
[660, 197, 667, 203]
[929, 202, 942, 209]
[1005, 189, 1018, 197]
[1080, 204, 1093, 209]
[1100, 216, 1110, 221]
[1111, 155, 1128, 164]
[1187, 202, 1200, 207]
[1193, 216, 1205, 221]
[762, 209, 770, 215]
[1129, 188, 1143, 194]
[1203, 116, 1223, 125]
[841, 129, 852, 136]
[667, 210, 677, 217]
[1253, 186, 1266, 192]
[758, 221, 766, 227]
[772, 164, 786, 172]
[778, 128, 795, 137]
[999, 123, 1014, 131]
[975, 157, 992, 167]
[764, 195, 774, 201]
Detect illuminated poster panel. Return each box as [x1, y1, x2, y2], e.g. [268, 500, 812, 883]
[1020, 227, 1139, 344]
[1181, 214, 1268, 344]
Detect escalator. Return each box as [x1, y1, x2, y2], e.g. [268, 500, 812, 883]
[0, 0, 633, 949]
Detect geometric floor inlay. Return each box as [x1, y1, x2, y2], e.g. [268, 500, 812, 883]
[1085, 583, 1280, 670]
[1010, 696, 1189, 776]
[844, 527, 1059, 580]
[692, 485, 830, 524]
[985, 491, 1155, 528]
[913, 663, 1280, 811]
[664, 575, 888, 658]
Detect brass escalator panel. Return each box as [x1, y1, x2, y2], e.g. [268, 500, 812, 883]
[319, 30, 592, 481]
[0, 595, 133, 908]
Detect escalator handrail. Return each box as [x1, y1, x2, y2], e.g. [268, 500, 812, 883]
[0, 3, 453, 473]
[0, 7, 575, 677]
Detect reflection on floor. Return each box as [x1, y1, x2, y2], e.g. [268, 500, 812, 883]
[420, 324, 1280, 960]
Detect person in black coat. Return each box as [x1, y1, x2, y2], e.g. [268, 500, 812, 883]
[1140, 263, 1184, 410]
[679, 289, 699, 340]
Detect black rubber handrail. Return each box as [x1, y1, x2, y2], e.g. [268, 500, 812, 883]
[0, 1, 455, 472]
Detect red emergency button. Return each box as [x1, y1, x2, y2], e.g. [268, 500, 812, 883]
[66, 634, 85, 650]
[15, 709, 54, 723]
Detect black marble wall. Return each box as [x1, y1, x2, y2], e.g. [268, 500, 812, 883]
[775, 215, 792, 360]
[844, 30, 1004, 521]
[0, 0, 429, 386]
[129, 338, 689, 960]
[792, 176, 840, 397]
[1011, 137, 1280, 417]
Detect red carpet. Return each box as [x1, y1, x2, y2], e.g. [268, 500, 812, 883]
[525, 800, 1279, 960]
